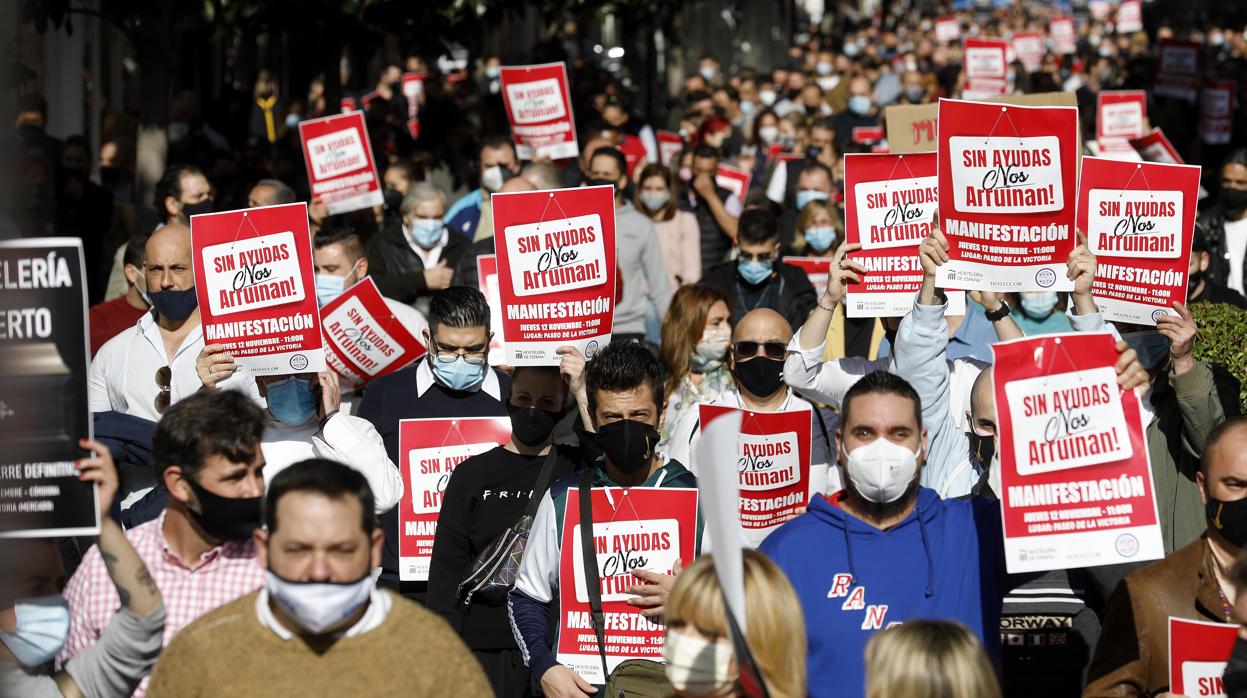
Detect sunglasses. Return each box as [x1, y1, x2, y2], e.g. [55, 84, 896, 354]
[154, 366, 172, 413]
[733, 341, 787, 361]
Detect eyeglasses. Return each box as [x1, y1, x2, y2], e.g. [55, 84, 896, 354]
[430, 342, 488, 366]
[733, 341, 787, 361]
[154, 366, 172, 413]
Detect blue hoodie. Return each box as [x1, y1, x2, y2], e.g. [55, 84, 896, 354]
[759, 487, 1005, 698]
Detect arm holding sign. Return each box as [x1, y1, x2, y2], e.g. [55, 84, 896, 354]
[557, 346, 593, 432]
[919, 227, 1023, 341]
[195, 344, 236, 389]
[1157, 304, 1226, 459]
[782, 243, 884, 407]
[692, 173, 739, 241]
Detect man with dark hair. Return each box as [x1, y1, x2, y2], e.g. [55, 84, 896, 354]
[759, 369, 1006, 698]
[510, 342, 702, 696]
[147, 459, 491, 695]
[245, 178, 297, 208]
[680, 143, 741, 274]
[60, 390, 268, 697]
[152, 164, 212, 227]
[3, 92, 61, 163]
[1086, 416, 1247, 695]
[702, 207, 817, 328]
[88, 233, 150, 356]
[1188, 224, 1247, 308]
[312, 221, 428, 338]
[358, 286, 512, 591]
[446, 135, 522, 240]
[584, 146, 672, 344]
[1199, 149, 1247, 295]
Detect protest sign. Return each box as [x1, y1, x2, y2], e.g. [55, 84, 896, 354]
[1155, 40, 1202, 102]
[1115, 0, 1143, 34]
[490, 186, 617, 365]
[1050, 17, 1077, 54]
[476, 254, 506, 366]
[885, 91, 1077, 155]
[557, 486, 699, 684]
[936, 99, 1078, 291]
[320, 277, 425, 385]
[297, 111, 383, 215]
[843, 152, 968, 316]
[1097, 91, 1148, 141]
[1200, 80, 1235, 146]
[693, 410, 749, 631]
[401, 72, 424, 139]
[500, 62, 579, 160]
[699, 406, 812, 546]
[783, 257, 830, 299]
[852, 126, 885, 146]
[1086, 138, 1143, 163]
[992, 332, 1164, 573]
[962, 38, 1009, 99]
[1012, 32, 1044, 73]
[1169, 617, 1238, 697]
[935, 16, 961, 44]
[1077, 157, 1201, 325]
[657, 130, 684, 166]
[619, 136, 648, 178]
[1131, 128, 1185, 165]
[338, 96, 357, 113]
[398, 417, 511, 581]
[1089, 0, 1111, 21]
[0, 239, 98, 537]
[715, 163, 752, 201]
[192, 203, 325, 375]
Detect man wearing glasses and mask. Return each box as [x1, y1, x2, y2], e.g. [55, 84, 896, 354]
[358, 286, 509, 595]
[665, 307, 842, 523]
[89, 222, 260, 422]
[702, 208, 816, 330]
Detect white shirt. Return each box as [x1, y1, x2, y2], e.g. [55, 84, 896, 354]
[402, 224, 448, 268]
[1223, 217, 1247, 294]
[255, 585, 391, 640]
[260, 411, 404, 514]
[766, 160, 790, 205]
[414, 356, 502, 400]
[88, 311, 261, 421]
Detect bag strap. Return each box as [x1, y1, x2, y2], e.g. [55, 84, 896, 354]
[524, 448, 561, 519]
[578, 470, 611, 682]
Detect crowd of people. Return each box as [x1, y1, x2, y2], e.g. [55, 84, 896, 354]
[5, 0, 1247, 696]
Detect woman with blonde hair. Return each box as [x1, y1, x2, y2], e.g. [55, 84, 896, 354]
[789, 197, 843, 258]
[864, 620, 1001, 698]
[658, 284, 732, 452]
[664, 551, 807, 698]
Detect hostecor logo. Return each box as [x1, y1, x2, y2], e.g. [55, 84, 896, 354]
[584, 340, 601, 359]
[289, 354, 309, 370]
[1035, 268, 1057, 288]
[1115, 533, 1139, 557]
[1151, 309, 1167, 323]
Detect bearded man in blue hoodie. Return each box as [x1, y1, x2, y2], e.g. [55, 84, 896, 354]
[760, 370, 1005, 698]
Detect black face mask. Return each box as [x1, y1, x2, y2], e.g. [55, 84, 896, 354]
[100, 166, 124, 188]
[1187, 269, 1204, 296]
[508, 403, 563, 447]
[181, 199, 214, 218]
[1221, 187, 1247, 214]
[734, 357, 785, 399]
[969, 431, 995, 467]
[382, 186, 403, 214]
[1224, 636, 1247, 696]
[1207, 495, 1247, 548]
[592, 419, 660, 475]
[185, 476, 263, 542]
[583, 177, 616, 193]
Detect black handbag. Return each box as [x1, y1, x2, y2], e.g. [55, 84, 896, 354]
[456, 449, 561, 606]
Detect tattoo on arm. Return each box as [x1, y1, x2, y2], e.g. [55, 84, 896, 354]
[136, 567, 158, 597]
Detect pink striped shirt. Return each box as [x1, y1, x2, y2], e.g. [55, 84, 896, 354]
[58, 510, 263, 697]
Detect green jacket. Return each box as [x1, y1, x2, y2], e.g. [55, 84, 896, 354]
[1147, 360, 1224, 552]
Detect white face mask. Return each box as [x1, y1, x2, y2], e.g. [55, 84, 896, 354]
[843, 438, 921, 503]
[664, 628, 736, 695]
[757, 125, 780, 145]
[0, 595, 70, 667]
[265, 570, 374, 635]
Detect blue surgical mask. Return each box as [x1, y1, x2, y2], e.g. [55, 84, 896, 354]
[315, 275, 346, 308]
[848, 95, 873, 116]
[795, 189, 830, 211]
[284, 113, 301, 129]
[739, 99, 756, 115]
[148, 287, 199, 321]
[699, 66, 717, 81]
[843, 43, 860, 58]
[431, 355, 487, 392]
[267, 376, 317, 426]
[1122, 331, 1171, 372]
[640, 191, 671, 211]
[485, 65, 500, 79]
[803, 226, 837, 253]
[904, 85, 926, 103]
[737, 258, 773, 285]
[1019, 291, 1059, 318]
[409, 218, 445, 249]
[816, 61, 834, 76]
[0, 595, 70, 667]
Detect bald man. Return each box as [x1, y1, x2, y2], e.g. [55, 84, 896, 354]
[89, 222, 261, 422]
[665, 307, 842, 544]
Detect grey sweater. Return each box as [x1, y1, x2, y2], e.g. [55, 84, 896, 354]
[1, 603, 164, 698]
[613, 201, 672, 336]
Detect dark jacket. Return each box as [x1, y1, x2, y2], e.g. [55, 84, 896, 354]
[1084, 537, 1225, 696]
[1199, 205, 1247, 293]
[702, 260, 817, 330]
[367, 217, 470, 304]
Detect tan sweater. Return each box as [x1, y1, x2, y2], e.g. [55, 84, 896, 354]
[147, 589, 491, 697]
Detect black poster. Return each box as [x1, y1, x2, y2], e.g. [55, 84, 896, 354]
[0, 238, 98, 537]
